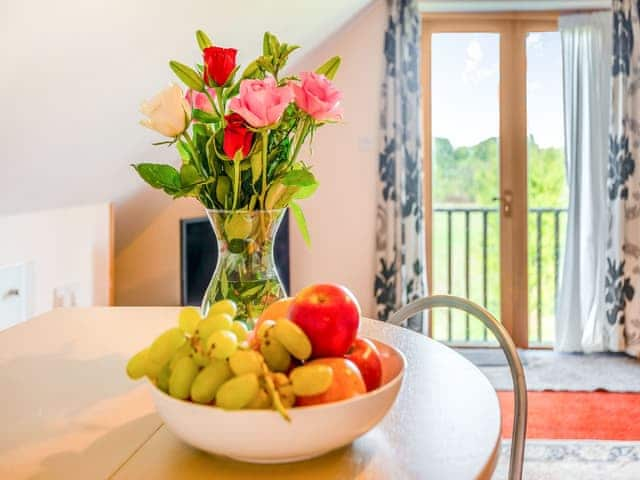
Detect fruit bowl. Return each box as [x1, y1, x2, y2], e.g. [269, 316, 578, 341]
[148, 338, 405, 464]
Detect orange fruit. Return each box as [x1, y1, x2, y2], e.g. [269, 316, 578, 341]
[295, 358, 366, 406]
[254, 297, 294, 335]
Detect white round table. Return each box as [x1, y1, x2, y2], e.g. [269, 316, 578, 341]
[0, 308, 501, 479]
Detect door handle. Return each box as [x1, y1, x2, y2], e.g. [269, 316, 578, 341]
[491, 190, 513, 217]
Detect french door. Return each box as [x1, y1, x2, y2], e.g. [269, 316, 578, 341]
[422, 13, 565, 348]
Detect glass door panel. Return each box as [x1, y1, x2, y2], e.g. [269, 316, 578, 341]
[430, 33, 501, 344]
[525, 31, 567, 345]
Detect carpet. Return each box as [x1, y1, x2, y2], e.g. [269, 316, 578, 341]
[493, 440, 640, 480]
[457, 349, 640, 392]
[498, 391, 640, 440]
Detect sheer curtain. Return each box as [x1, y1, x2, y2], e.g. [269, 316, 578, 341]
[555, 12, 611, 352]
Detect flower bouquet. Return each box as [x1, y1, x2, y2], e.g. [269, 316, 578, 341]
[135, 30, 342, 322]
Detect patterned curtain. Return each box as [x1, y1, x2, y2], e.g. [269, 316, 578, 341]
[374, 0, 427, 331]
[607, 0, 640, 356]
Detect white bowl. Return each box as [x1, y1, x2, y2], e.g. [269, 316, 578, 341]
[149, 338, 406, 464]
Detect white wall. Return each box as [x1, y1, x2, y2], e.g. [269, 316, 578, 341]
[0, 204, 113, 320]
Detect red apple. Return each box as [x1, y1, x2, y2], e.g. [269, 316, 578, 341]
[345, 338, 382, 392]
[295, 358, 366, 406]
[289, 283, 360, 358]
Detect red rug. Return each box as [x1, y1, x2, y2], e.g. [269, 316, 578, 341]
[498, 391, 640, 440]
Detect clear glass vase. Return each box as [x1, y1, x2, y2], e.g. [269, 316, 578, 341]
[201, 208, 287, 324]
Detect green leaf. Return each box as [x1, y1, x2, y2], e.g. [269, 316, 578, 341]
[290, 202, 311, 247]
[195, 30, 212, 50]
[241, 60, 260, 79]
[267, 33, 280, 59]
[169, 60, 205, 91]
[285, 44, 300, 56]
[263, 32, 272, 56]
[315, 56, 341, 80]
[281, 169, 316, 187]
[216, 175, 232, 206]
[132, 163, 181, 194]
[256, 55, 274, 71]
[180, 164, 201, 187]
[293, 181, 319, 200]
[192, 109, 218, 123]
[177, 140, 192, 163]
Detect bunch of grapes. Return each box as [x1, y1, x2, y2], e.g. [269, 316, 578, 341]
[126, 300, 333, 421]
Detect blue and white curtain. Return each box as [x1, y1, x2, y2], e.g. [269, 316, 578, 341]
[374, 0, 427, 331]
[607, 0, 640, 356]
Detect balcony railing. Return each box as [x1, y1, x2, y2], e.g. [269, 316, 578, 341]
[432, 206, 567, 345]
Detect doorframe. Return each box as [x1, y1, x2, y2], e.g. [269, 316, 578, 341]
[421, 12, 559, 348]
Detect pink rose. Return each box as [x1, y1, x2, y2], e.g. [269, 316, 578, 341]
[228, 77, 293, 128]
[185, 88, 216, 114]
[291, 72, 343, 122]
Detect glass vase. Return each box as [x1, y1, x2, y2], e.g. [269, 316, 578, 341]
[201, 208, 287, 325]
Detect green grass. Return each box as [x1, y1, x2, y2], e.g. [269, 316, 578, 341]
[430, 208, 566, 345]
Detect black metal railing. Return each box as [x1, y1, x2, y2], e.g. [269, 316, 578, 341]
[432, 206, 567, 345]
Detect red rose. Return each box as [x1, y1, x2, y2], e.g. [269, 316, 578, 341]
[223, 113, 254, 159]
[203, 46, 237, 87]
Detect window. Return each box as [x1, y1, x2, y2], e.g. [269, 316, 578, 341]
[422, 13, 565, 348]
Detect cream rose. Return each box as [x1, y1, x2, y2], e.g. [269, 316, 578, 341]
[140, 84, 191, 137]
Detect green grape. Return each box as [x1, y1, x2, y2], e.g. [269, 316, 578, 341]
[178, 307, 201, 334]
[126, 348, 149, 380]
[229, 350, 264, 376]
[230, 321, 249, 342]
[145, 358, 164, 380]
[257, 319, 277, 340]
[190, 359, 232, 404]
[206, 330, 238, 359]
[169, 356, 199, 400]
[192, 350, 211, 367]
[260, 338, 291, 372]
[156, 363, 171, 393]
[272, 319, 312, 360]
[277, 383, 296, 408]
[272, 372, 290, 388]
[150, 328, 186, 366]
[170, 343, 192, 370]
[207, 299, 238, 318]
[215, 373, 260, 410]
[246, 387, 271, 409]
[189, 337, 211, 367]
[196, 313, 233, 341]
[289, 364, 334, 396]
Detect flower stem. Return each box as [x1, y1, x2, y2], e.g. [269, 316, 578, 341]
[232, 158, 240, 210]
[216, 87, 226, 128]
[289, 116, 311, 164]
[182, 132, 201, 169]
[203, 89, 221, 119]
[260, 130, 269, 209]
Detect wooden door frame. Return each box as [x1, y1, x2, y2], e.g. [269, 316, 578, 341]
[421, 12, 559, 348]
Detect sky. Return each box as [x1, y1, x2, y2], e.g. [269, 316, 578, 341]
[430, 31, 565, 149]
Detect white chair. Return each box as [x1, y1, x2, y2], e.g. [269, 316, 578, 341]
[389, 295, 527, 480]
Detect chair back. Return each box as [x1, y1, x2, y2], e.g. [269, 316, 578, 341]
[389, 295, 527, 480]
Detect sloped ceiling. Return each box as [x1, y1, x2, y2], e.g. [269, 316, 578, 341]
[0, 0, 374, 247]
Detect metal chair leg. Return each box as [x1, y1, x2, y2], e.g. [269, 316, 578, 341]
[389, 295, 527, 480]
